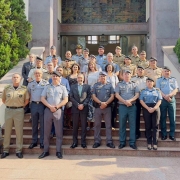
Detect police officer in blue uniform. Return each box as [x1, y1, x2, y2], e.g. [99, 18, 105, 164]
[27, 69, 49, 149]
[156, 66, 178, 141]
[115, 70, 139, 150]
[140, 77, 162, 150]
[39, 71, 68, 159]
[72, 44, 83, 63]
[78, 48, 90, 72]
[92, 71, 115, 149]
[96, 46, 107, 69]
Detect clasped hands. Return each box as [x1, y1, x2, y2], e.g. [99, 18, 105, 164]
[49, 105, 59, 112]
[164, 94, 172, 102]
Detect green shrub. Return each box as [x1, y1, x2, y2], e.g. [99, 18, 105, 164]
[174, 38, 180, 63]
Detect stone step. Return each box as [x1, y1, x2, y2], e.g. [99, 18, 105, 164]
[8, 127, 180, 138]
[9, 135, 180, 147]
[7, 144, 180, 157]
[23, 120, 180, 129]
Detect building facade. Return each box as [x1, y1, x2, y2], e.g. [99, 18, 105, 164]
[25, 0, 179, 66]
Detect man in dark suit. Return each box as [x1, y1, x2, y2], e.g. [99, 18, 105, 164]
[70, 73, 91, 148]
[22, 54, 35, 86]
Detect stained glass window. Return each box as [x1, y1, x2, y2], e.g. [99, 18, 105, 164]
[62, 0, 146, 24]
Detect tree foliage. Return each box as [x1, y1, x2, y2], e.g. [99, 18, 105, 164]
[0, 0, 32, 78]
[174, 38, 180, 63]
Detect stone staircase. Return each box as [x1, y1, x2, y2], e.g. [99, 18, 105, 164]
[2, 93, 180, 157]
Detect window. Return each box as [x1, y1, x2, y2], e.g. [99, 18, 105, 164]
[87, 36, 98, 44]
[108, 35, 120, 44]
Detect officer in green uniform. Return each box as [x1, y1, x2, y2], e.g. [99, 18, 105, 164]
[43, 62, 54, 81]
[156, 66, 179, 141]
[115, 70, 139, 150]
[1, 73, 29, 159]
[62, 58, 72, 78]
[113, 46, 125, 66]
[130, 46, 140, 65]
[140, 77, 162, 150]
[135, 51, 149, 69]
[72, 44, 83, 63]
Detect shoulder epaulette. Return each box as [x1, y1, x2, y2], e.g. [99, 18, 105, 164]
[4, 85, 11, 89]
[60, 83, 65, 86]
[131, 81, 135, 83]
[131, 75, 136, 78]
[46, 55, 50, 57]
[29, 80, 35, 83]
[155, 88, 160, 91]
[21, 85, 27, 89]
[140, 88, 145, 92]
[157, 77, 162, 79]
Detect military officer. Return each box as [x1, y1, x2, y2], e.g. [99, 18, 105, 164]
[135, 51, 149, 69]
[78, 48, 90, 72]
[43, 62, 54, 81]
[52, 55, 60, 70]
[39, 71, 68, 159]
[130, 46, 140, 65]
[113, 46, 125, 66]
[92, 72, 115, 149]
[156, 66, 178, 141]
[96, 46, 107, 69]
[28, 56, 47, 82]
[144, 57, 162, 84]
[62, 58, 72, 78]
[1, 73, 29, 159]
[44, 45, 62, 66]
[131, 66, 147, 139]
[115, 70, 139, 150]
[72, 44, 83, 63]
[102, 52, 120, 76]
[140, 77, 162, 150]
[27, 69, 49, 149]
[119, 56, 137, 80]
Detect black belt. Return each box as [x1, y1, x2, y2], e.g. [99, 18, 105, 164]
[7, 106, 23, 109]
[146, 103, 156, 107]
[32, 101, 42, 104]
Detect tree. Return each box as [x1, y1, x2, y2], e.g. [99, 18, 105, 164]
[0, 0, 32, 78]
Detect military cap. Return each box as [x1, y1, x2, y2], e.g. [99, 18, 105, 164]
[50, 45, 56, 49]
[52, 55, 58, 59]
[146, 77, 154, 82]
[90, 54, 96, 59]
[99, 46, 104, 49]
[137, 65, 145, 70]
[76, 44, 82, 49]
[65, 58, 71, 61]
[52, 71, 61, 77]
[163, 66, 171, 71]
[149, 57, 157, 61]
[99, 71, 107, 76]
[123, 70, 131, 74]
[36, 56, 43, 61]
[125, 56, 132, 60]
[116, 46, 121, 50]
[83, 48, 89, 52]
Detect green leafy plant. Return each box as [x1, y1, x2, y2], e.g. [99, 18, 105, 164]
[174, 38, 180, 63]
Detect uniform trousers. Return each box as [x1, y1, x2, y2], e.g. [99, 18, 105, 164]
[31, 102, 45, 144]
[119, 104, 136, 145]
[3, 108, 24, 153]
[94, 107, 112, 144]
[142, 103, 160, 145]
[135, 99, 142, 136]
[160, 97, 176, 137]
[44, 108, 63, 152]
[111, 98, 118, 127]
[72, 112, 87, 145]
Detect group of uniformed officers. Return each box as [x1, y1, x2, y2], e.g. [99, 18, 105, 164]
[1, 44, 178, 159]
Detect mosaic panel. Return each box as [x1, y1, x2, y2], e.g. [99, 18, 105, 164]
[62, 0, 146, 24]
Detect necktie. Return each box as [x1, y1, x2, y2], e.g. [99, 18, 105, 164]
[78, 85, 82, 96]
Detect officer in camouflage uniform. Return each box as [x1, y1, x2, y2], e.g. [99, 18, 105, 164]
[1, 73, 29, 159]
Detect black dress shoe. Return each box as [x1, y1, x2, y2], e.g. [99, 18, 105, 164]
[130, 144, 137, 150]
[92, 143, 100, 148]
[29, 143, 37, 149]
[81, 144, 87, 148]
[38, 152, 49, 159]
[16, 152, 23, 158]
[56, 152, 63, 159]
[161, 136, 167, 140]
[107, 143, 115, 148]
[118, 144, 125, 149]
[1, 152, 9, 159]
[70, 143, 77, 148]
[40, 143, 44, 149]
[169, 136, 176, 141]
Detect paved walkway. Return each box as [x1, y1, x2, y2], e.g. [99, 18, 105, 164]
[0, 155, 180, 180]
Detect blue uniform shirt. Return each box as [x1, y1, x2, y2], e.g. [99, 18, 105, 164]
[44, 55, 62, 65]
[115, 81, 139, 104]
[27, 79, 49, 101]
[102, 62, 120, 73]
[78, 57, 89, 72]
[156, 76, 178, 95]
[41, 83, 68, 106]
[139, 87, 162, 104]
[72, 54, 83, 63]
[96, 55, 107, 69]
[92, 82, 114, 102]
